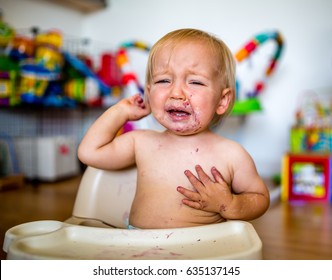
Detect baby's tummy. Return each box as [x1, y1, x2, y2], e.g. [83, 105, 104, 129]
[129, 192, 225, 229]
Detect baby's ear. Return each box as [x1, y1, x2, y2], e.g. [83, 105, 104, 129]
[216, 88, 232, 115]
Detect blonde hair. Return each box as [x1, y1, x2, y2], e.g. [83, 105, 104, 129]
[145, 28, 236, 126]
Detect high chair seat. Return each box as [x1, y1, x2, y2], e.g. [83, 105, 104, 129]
[3, 166, 263, 260]
[67, 166, 137, 228]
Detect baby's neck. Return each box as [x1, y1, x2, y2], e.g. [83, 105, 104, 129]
[163, 128, 214, 141]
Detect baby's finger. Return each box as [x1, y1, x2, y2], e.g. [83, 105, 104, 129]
[133, 94, 145, 108]
[195, 165, 214, 185]
[184, 169, 205, 192]
[211, 166, 225, 183]
[177, 186, 200, 201]
[181, 199, 204, 210]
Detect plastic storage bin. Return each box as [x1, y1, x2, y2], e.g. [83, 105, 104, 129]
[14, 136, 79, 181]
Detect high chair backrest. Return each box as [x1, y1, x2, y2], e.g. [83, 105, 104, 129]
[71, 166, 137, 228]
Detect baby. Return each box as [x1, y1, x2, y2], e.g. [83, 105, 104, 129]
[78, 28, 270, 229]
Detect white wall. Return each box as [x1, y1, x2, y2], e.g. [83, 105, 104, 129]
[0, 0, 85, 35]
[1, 0, 332, 177]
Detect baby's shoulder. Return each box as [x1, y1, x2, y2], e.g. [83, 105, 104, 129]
[130, 129, 161, 138]
[214, 134, 243, 149]
[128, 129, 164, 144]
[215, 135, 251, 158]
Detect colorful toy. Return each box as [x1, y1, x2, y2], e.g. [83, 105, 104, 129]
[35, 29, 62, 49]
[233, 31, 284, 115]
[34, 30, 63, 74]
[63, 51, 110, 96]
[8, 35, 35, 61]
[0, 15, 15, 49]
[0, 56, 20, 106]
[290, 127, 332, 153]
[97, 52, 122, 87]
[42, 81, 76, 108]
[19, 61, 55, 104]
[115, 41, 150, 98]
[9, 29, 66, 105]
[35, 44, 63, 72]
[290, 91, 332, 153]
[282, 153, 332, 203]
[0, 71, 16, 106]
[64, 78, 85, 102]
[96, 52, 123, 106]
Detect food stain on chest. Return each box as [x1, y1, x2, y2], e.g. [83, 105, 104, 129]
[190, 147, 199, 155]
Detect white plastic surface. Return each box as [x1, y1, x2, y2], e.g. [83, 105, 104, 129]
[71, 166, 136, 228]
[3, 166, 263, 259]
[4, 220, 262, 260]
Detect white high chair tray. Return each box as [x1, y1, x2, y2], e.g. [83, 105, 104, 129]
[4, 220, 262, 260]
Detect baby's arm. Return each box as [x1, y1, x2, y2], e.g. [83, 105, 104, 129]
[78, 94, 150, 170]
[177, 152, 270, 221]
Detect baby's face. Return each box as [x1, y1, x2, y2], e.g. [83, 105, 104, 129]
[146, 40, 225, 135]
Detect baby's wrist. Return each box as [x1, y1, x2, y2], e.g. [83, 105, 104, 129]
[217, 197, 234, 218]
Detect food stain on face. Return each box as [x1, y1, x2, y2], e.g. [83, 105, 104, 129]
[174, 117, 202, 134]
[165, 99, 203, 134]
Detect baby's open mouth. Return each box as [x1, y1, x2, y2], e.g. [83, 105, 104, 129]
[167, 109, 191, 117]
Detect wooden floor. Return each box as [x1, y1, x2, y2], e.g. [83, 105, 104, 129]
[251, 201, 332, 259]
[0, 176, 81, 260]
[1, 176, 331, 260]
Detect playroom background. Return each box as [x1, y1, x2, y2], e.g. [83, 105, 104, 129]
[0, 0, 332, 202]
[1, 0, 332, 262]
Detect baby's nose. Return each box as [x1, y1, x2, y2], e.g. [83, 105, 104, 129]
[170, 84, 186, 100]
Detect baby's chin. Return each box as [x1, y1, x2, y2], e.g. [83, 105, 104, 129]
[155, 115, 205, 135]
[165, 124, 205, 136]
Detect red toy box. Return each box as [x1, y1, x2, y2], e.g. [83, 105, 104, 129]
[281, 153, 332, 203]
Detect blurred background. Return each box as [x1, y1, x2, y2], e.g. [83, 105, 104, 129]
[1, 0, 331, 181]
[1, 0, 332, 261]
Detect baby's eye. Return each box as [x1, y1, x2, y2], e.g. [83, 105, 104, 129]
[190, 80, 205, 86]
[155, 79, 170, 84]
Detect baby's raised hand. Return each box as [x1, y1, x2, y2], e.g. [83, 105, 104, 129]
[177, 165, 233, 217]
[118, 93, 151, 121]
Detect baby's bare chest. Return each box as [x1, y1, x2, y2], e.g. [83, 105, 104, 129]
[137, 143, 231, 187]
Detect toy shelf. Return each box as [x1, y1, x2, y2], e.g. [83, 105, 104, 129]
[44, 0, 108, 13]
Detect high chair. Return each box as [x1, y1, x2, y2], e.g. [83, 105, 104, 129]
[3, 166, 263, 260]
